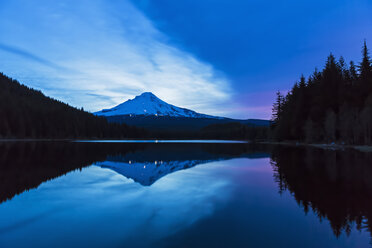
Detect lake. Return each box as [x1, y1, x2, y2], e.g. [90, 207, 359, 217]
[0, 141, 371, 248]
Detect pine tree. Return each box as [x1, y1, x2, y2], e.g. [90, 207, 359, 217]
[349, 61, 358, 83]
[359, 40, 372, 83]
[271, 91, 284, 122]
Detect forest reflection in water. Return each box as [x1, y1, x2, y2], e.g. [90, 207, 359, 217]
[0, 141, 371, 247]
[270, 145, 372, 239]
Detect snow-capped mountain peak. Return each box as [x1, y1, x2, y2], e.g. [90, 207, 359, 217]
[95, 92, 214, 118]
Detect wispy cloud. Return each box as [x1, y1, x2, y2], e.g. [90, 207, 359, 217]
[0, 43, 62, 69]
[0, 0, 233, 115]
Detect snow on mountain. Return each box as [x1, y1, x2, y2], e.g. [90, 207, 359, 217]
[95, 92, 215, 118]
[96, 159, 206, 186]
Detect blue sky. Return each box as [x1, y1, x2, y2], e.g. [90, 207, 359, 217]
[0, 0, 371, 119]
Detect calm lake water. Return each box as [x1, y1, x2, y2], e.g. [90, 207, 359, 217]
[0, 141, 372, 248]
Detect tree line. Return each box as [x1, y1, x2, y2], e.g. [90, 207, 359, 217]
[0, 73, 146, 139]
[271, 41, 372, 144]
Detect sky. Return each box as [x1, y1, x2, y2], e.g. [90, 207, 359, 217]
[0, 0, 371, 119]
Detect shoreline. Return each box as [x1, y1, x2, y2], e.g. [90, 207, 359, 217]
[1, 139, 372, 152]
[259, 141, 372, 152]
[0, 138, 248, 144]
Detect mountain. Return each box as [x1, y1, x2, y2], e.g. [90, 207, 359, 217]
[95, 92, 215, 118]
[95, 92, 270, 131]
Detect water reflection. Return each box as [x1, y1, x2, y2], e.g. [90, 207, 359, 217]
[0, 141, 143, 203]
[0, 142, 371, 247]
[0, 142, 266, 202]
[270, 146, 372, 240]
[96, 143, 269, 186]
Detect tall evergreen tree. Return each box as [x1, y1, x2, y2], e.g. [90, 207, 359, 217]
[359, 40, 372, 83]
[271, 91, 284, 122]
[349, 61, 358, 81]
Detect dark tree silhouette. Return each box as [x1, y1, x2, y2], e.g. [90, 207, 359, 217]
[271, 91, 284, 122]
[271, 41, 372, 144]
[359, 40, 372, 83]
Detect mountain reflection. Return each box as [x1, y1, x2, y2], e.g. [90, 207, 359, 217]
[270, 146, 372, 239]
[96, 143, 269, 186]
[0, 141, 267, 203]
[2, 141, 372, 243]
